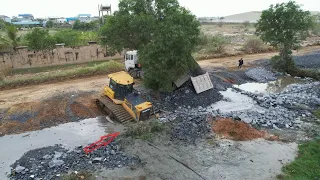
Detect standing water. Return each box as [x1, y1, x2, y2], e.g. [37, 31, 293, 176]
[234, 76, 308, 94]
[0, 117, 123, 179]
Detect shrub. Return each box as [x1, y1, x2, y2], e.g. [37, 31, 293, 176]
[243, 21, 250, 28]
[312, 23, 320, 36]
[62, 171, 95, 180]
[270, 55, 296, 72]
[124, 119, 165, 141]
[53, 30, 81, 47]
[313, 109, 320, 119]
[243, 38, 265, 53]
[207, 35, 229, 54]
[0, 65, 12, 80]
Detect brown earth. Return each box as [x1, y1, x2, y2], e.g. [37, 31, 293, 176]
[0, 92, 103, 136]
[212, 118, 279, 141]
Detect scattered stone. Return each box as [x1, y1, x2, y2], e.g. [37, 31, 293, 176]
[245, 68, 277, 83]
[48, 160, 64, 168]
[92, 157, 103, 164]
[10, 143, 141, 180]
[15, 166, 25, 173]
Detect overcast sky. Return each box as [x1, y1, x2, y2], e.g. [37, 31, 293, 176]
[0, 0, 319, 18]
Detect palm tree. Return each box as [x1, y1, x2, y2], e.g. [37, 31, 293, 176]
[0, 21, 20, 52]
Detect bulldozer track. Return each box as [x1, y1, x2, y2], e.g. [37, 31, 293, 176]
[96, 96, 133, 123]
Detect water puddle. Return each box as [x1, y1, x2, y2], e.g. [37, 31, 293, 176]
[234, 76, 308, 94]
[0, 117, 123, 179]
[211, 88, 257, 113]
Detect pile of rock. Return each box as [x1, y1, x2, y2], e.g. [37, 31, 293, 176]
[10, 142, 140, 180]
[171, 115, 212, 144]
[245, 67, 277, 83]
[218, 82, 320, 129]
[294, 51, 320, 69]
[150, 81, 222, 112]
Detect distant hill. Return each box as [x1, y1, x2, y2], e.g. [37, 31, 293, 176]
[199, 11, 320, 23]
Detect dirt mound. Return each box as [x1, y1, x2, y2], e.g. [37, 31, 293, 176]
[0, 92, 103, 136]
[212, 118, 278, 141]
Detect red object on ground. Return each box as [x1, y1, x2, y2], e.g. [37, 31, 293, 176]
[83, 132, 120, 154]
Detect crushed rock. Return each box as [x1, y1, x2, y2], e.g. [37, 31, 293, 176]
[245, 67, 277, 83]
[10, 142, 140, 180]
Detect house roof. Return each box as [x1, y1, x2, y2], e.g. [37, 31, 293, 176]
[18, 14, 33, 17]
[12, 21, 40, 25]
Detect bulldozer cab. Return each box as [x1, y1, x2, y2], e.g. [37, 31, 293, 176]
[122, 93, 152, 121]
[104, 71, 134, 102]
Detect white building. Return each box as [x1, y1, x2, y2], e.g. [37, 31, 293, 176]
[0, 15, 11, 23]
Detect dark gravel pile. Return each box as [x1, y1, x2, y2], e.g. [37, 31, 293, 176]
[245, 67, 277, 83]
[294, 51, 320, 69]
[171, 115, 211, 144]
[10, 142, 140, 180]
[150, 80, 222, 111]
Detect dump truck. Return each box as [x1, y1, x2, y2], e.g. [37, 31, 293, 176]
[96, 71, 153, 123]
[124, 50, 213, 94]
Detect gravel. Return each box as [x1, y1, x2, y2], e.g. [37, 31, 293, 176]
[150, 80, 222, 112]
[245, 67, 277, 83]
[171, 115, 212, 144]
[217, 81, 320, 129]
[10, 142, 140, 180]
[294, 51, 320, 69]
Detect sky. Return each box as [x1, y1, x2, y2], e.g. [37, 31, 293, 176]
[0, 0, 319, 18]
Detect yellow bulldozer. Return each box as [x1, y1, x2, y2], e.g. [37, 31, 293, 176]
[96, 71, 153, 123]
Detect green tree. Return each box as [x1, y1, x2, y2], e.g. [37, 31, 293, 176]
[25, 28, 56, 51]
[54, 29, 81, 46]
[73, 20, 81, 30]
[46, 20, 54, 28]
[100, 0, 200, 91]
[243, 21, 250, 28]
[0, 21, 20, 52]
[255, 1, 313, 72]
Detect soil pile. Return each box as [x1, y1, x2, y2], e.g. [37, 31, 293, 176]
[212, 118, 277, 141]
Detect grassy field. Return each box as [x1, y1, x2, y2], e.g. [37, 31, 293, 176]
[0, 60, 124, 89]
[278, 139, 320, 180]
[10, 60, 117, 75]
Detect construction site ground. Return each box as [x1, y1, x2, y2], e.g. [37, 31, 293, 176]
[0, 46, 320, 179]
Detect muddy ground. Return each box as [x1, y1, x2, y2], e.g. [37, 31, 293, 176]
[0, 48, 320, 179]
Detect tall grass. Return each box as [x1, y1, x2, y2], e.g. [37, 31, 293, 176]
[0, 60, 124, 88]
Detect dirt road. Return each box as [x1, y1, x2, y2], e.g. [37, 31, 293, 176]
[198, 45, 320, 70]
[1, 45, 319, 109]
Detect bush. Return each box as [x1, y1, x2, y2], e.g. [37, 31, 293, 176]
[25, 28, 56, 51]
[207, 35, 229, 54]
[270, 55, 296, 72]
[62, 171, 95, 180]
[53, 30, 81, 46]
[0, 65, 12, 80]
[124, 119, 165, 141]
[313, 109, 320, 119]
[312, 23, 320, 36]
[243, 38, 265, 53]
